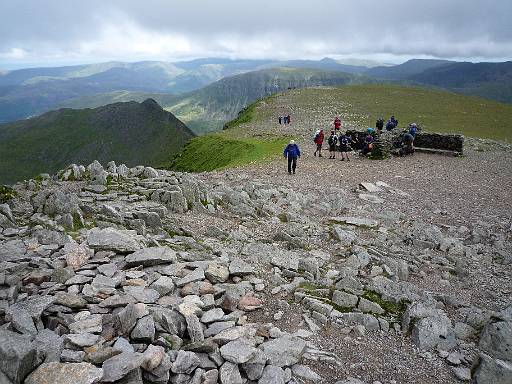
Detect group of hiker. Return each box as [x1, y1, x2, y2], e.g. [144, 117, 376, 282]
[283, 114, 421, 174]
[278, 115, 291, 125]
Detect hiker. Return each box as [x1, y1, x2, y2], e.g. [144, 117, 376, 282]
[328, 131, 338, 159]
[334, 116, 341, 132]
[386, 119, 395, 131]
[361, 133, 375, 156]
[313, 129, 324, 157]
[409, 123, 418, 137]
[376, 117, 384, 131]
[339, 131, 351, 161]
[278, 116, 282, 124]
[350, 132, 362, 151]
[402, 130, 415, 156]
[283, 139, 301, 174]
[286, 114, 291, 125]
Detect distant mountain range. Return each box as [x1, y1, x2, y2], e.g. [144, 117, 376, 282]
[0, 99, 194, 184]
[1, 57, 511, 126]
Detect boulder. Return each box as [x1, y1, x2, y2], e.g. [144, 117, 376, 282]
[474, 353, 512, 384]
[259, 335, 306, 367]
[258, 365, 286, 384]
[101, 352, 145, 382]
[0, 329, 38, 384]
[219, 361, 243, 384]
[220, 339, 258, 364]
[171, 350, 200, 374]
[125, 247, 177, 267]
[25, 362, 103, 384]
[87, 228, 142, 253]
[478, 319, 512, 361]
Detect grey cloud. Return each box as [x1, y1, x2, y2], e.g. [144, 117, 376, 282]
[1, 0, 511, 66]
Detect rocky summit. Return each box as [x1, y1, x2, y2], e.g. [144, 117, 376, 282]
[0, 157, 511, 384]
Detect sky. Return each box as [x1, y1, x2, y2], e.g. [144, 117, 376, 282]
[1, 0, 511, 69]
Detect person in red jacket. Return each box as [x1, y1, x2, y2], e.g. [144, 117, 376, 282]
[313, 129, 324, 157]
[334, 116, 341, 132]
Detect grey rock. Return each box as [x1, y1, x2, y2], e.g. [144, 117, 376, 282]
[241, 348, 267, 380]
[332, 290, 358, 309]
[141, 345, 166, 371]
[54, 292, 88, 308]
[220, 339, 258, 364]
[259, 335, 306, 367]
[63, 243, 93, 271]
[291, 364, 322, 382]
[0, 329, 38, 384]
[205, 263, 229, 283]
[185, 314, 204, 342]
[474, 353, 512, 384]
[130, 315, 155, 343]
[101, 351, 145, 382]
[113, 337, 135, 353]
[97, 263, 118, 277]
[176, 268, 205, 287]
[258, 365, 286, 384]
[220, 361, 243, 384]
[150, 276, 175, 296]
[411, 312, 453, 350]
[212, 326, 255, 345]
[117, 303, 149, 335]
[64, 333, 99, 348]
[205, 321, 236, 337]
[330, 216, 379, 228]
[125, 247, 177, 267]
[143, 353, 171, 383]
[6, 306, 38, 335]
[87, 228, 142, 253]
[25, 362, 103, 384]
[61, 349, 86, 363]
[123, 286, 160, 303]
[478, 319, 512, 361]
[357, 298, 385, 315]
[99, 295, 136, 308]
[451, 366, 471, 381]
[171, 350, 200, 374]
[270, 252, 299, 271]
[33, 329, 63, 363]
[202, 369, 219, 384]
[332, 225, 357, 245]
[69, 314, 103, 334]
[229, 258, 255, 276]
[201, 308, 225, 324]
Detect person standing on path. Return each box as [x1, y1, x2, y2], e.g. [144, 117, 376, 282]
[283, 139, 301, 174]
[328, 131, 338, 159]
[334, 116, 341, 132]
[278, 116, 282, 124]
[339, 131, 351, 161]
[314, 129, 324, 157]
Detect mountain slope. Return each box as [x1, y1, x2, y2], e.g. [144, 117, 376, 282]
[168, 67, 377, 134]
[0, 99, 194, 184]
[365, 59, 454, 79]
[409, 61, 512, 103]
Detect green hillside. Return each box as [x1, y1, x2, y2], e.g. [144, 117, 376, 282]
[170, 84, 512, 173]
[0, 99, 194, 184]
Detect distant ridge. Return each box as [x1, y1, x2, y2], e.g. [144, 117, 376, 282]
[0, 99, 195, 184]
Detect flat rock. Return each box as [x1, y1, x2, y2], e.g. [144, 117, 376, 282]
[171, 350, 200, 374]
[176, 269, 205, 287]
[358, 193, 384, 204]
[330, 216, 380, 228]
[87, 228, 142, 253]
[229, 258, 254, 276]
[69, 314, 103, 334]
[101, 351, 145, 382]
[54, 292, 88, 308]
[259, 335, 306, 367]
[220, 339, 258, 364]
[219, 361, 243, 384]
[201, 308, 225, 324]
[125, 247, 177, 267]
[0, 329, 38, 384]
[25, 362, 103, 384]
[259, 365, 286, 384]
[205, 262, 229, 283]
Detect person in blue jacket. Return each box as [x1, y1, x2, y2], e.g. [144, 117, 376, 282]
[283, 139, 301, 174]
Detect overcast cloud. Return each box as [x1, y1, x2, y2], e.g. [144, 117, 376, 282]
[1, 0, 511, 68]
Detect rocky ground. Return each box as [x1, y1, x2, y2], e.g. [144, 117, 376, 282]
[0, 100, 511, 383]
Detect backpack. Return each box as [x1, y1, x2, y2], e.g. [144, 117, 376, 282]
[340, 136, 349, 145]
[313, 133, 319, 142]
[328, 135, 337, 146]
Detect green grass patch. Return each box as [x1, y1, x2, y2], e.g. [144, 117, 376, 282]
[0, 185, 16, 204]
[361, 290, 408, 317]
[223, 100, 259, 130]
[168, 134, 289, 172]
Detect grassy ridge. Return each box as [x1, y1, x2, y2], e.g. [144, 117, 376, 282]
[293, 85, 512, 141]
